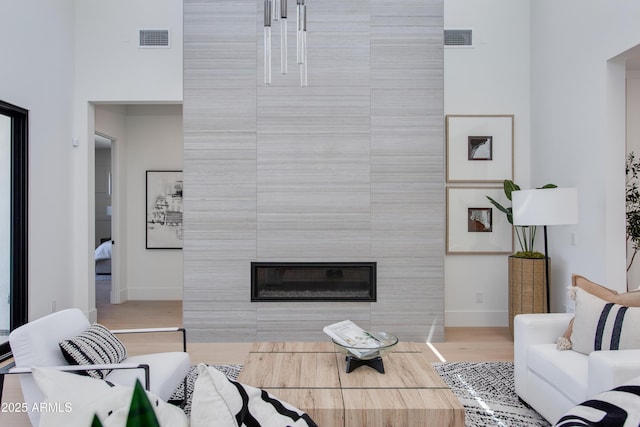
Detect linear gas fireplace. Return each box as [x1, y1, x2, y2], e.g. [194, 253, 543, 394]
[251, 262, 376, 302]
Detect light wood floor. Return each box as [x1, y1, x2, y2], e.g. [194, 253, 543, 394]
[0, 300, 513, 426]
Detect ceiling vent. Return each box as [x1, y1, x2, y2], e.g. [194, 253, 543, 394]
[444, 29, 473, 47]
[138, 29, 170, 48]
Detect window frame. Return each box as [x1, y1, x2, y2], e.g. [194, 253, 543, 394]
[0, 100, 28, 362]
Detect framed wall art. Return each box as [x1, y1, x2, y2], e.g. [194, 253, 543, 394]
[446, 187, 513, 254]
[146, 170, 183, 249]
[446, 114, 514, 183]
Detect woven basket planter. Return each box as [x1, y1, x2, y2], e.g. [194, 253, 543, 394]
[508, 256, 548, 336]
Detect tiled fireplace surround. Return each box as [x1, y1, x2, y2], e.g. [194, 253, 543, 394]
[183, 0, 445, 342]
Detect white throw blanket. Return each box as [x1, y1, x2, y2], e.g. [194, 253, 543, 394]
[95, 240, 112, 261]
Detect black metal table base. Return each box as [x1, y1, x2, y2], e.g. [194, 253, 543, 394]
[345, 355, 385, 374]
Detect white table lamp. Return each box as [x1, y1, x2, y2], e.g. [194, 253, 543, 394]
[511, 188, 578, 311]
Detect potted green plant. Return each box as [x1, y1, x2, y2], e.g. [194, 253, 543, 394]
[486, 180, 556, 258]
[627, 152, 640, 274]
[486, 179, 556, 335]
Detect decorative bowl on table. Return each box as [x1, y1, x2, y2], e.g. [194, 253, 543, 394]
[332, 332, 398, 374]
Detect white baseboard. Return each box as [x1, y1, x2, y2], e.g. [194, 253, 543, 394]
[113, 288, 128, 304]
[126, 287, 183, 301]
[445, 310, 508, 327]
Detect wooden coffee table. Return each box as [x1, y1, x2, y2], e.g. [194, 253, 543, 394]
[238, 342, 465, 426]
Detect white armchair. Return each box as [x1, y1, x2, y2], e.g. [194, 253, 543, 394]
[1, 308, 191, 426]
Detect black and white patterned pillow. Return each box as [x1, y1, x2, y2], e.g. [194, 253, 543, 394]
[59, 323, 127, 379]
[555, 384, 640, 427]
[169, 364, 242, 416]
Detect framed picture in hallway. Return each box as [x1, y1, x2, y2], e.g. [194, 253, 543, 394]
[446, 115, 514, 183]
[446, 187, 513, 254]
[146, 170, 183, 249]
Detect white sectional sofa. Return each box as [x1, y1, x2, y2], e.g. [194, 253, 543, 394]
[514, 313, 640, 424]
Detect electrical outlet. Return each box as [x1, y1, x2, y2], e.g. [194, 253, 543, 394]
[570, 232, 577, 246]
[475, 292, 483, 304]
[51, 300, 56, 313]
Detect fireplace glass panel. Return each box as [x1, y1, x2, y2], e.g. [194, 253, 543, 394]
[251, 262, 376, 302]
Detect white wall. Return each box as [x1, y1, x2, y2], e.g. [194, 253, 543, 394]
[0, 0, 76, 320]
[530, 1, 640, 310]
[125, 105, 183, 300]
[444, 1, 640, 323]
[74, 0, 183, 103]
[443, 0, 531, 326]
[73, 0, 183, 317]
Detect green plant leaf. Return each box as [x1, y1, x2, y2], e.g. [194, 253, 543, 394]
[486, 179, 557, 254]
[486, 196, 507, 213]
[486, 196, 513, 224]
[91, 414, 104, 427]
[627, 151, 640, 271]
[126, 379, 160, 427]
[503, 180, 520, 201]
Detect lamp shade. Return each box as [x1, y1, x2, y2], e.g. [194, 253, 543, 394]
[512, 188, 578, 226]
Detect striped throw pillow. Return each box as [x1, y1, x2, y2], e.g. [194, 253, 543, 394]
[571, 288, 640, 355]
[191, 364, 318, 427]
[59, 323, 127, 379]
[555, 383, 640, 427]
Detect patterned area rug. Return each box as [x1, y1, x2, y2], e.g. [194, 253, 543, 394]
[170, 361, 550, 426]
[433, 362, 550, 427]
[169, 364, 242, 416]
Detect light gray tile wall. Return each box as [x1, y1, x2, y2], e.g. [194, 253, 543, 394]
[183, 0, 444, 342]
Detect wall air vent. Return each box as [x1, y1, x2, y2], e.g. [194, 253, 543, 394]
[444, 29, 473, 47]
[139, 29, 170, 48]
